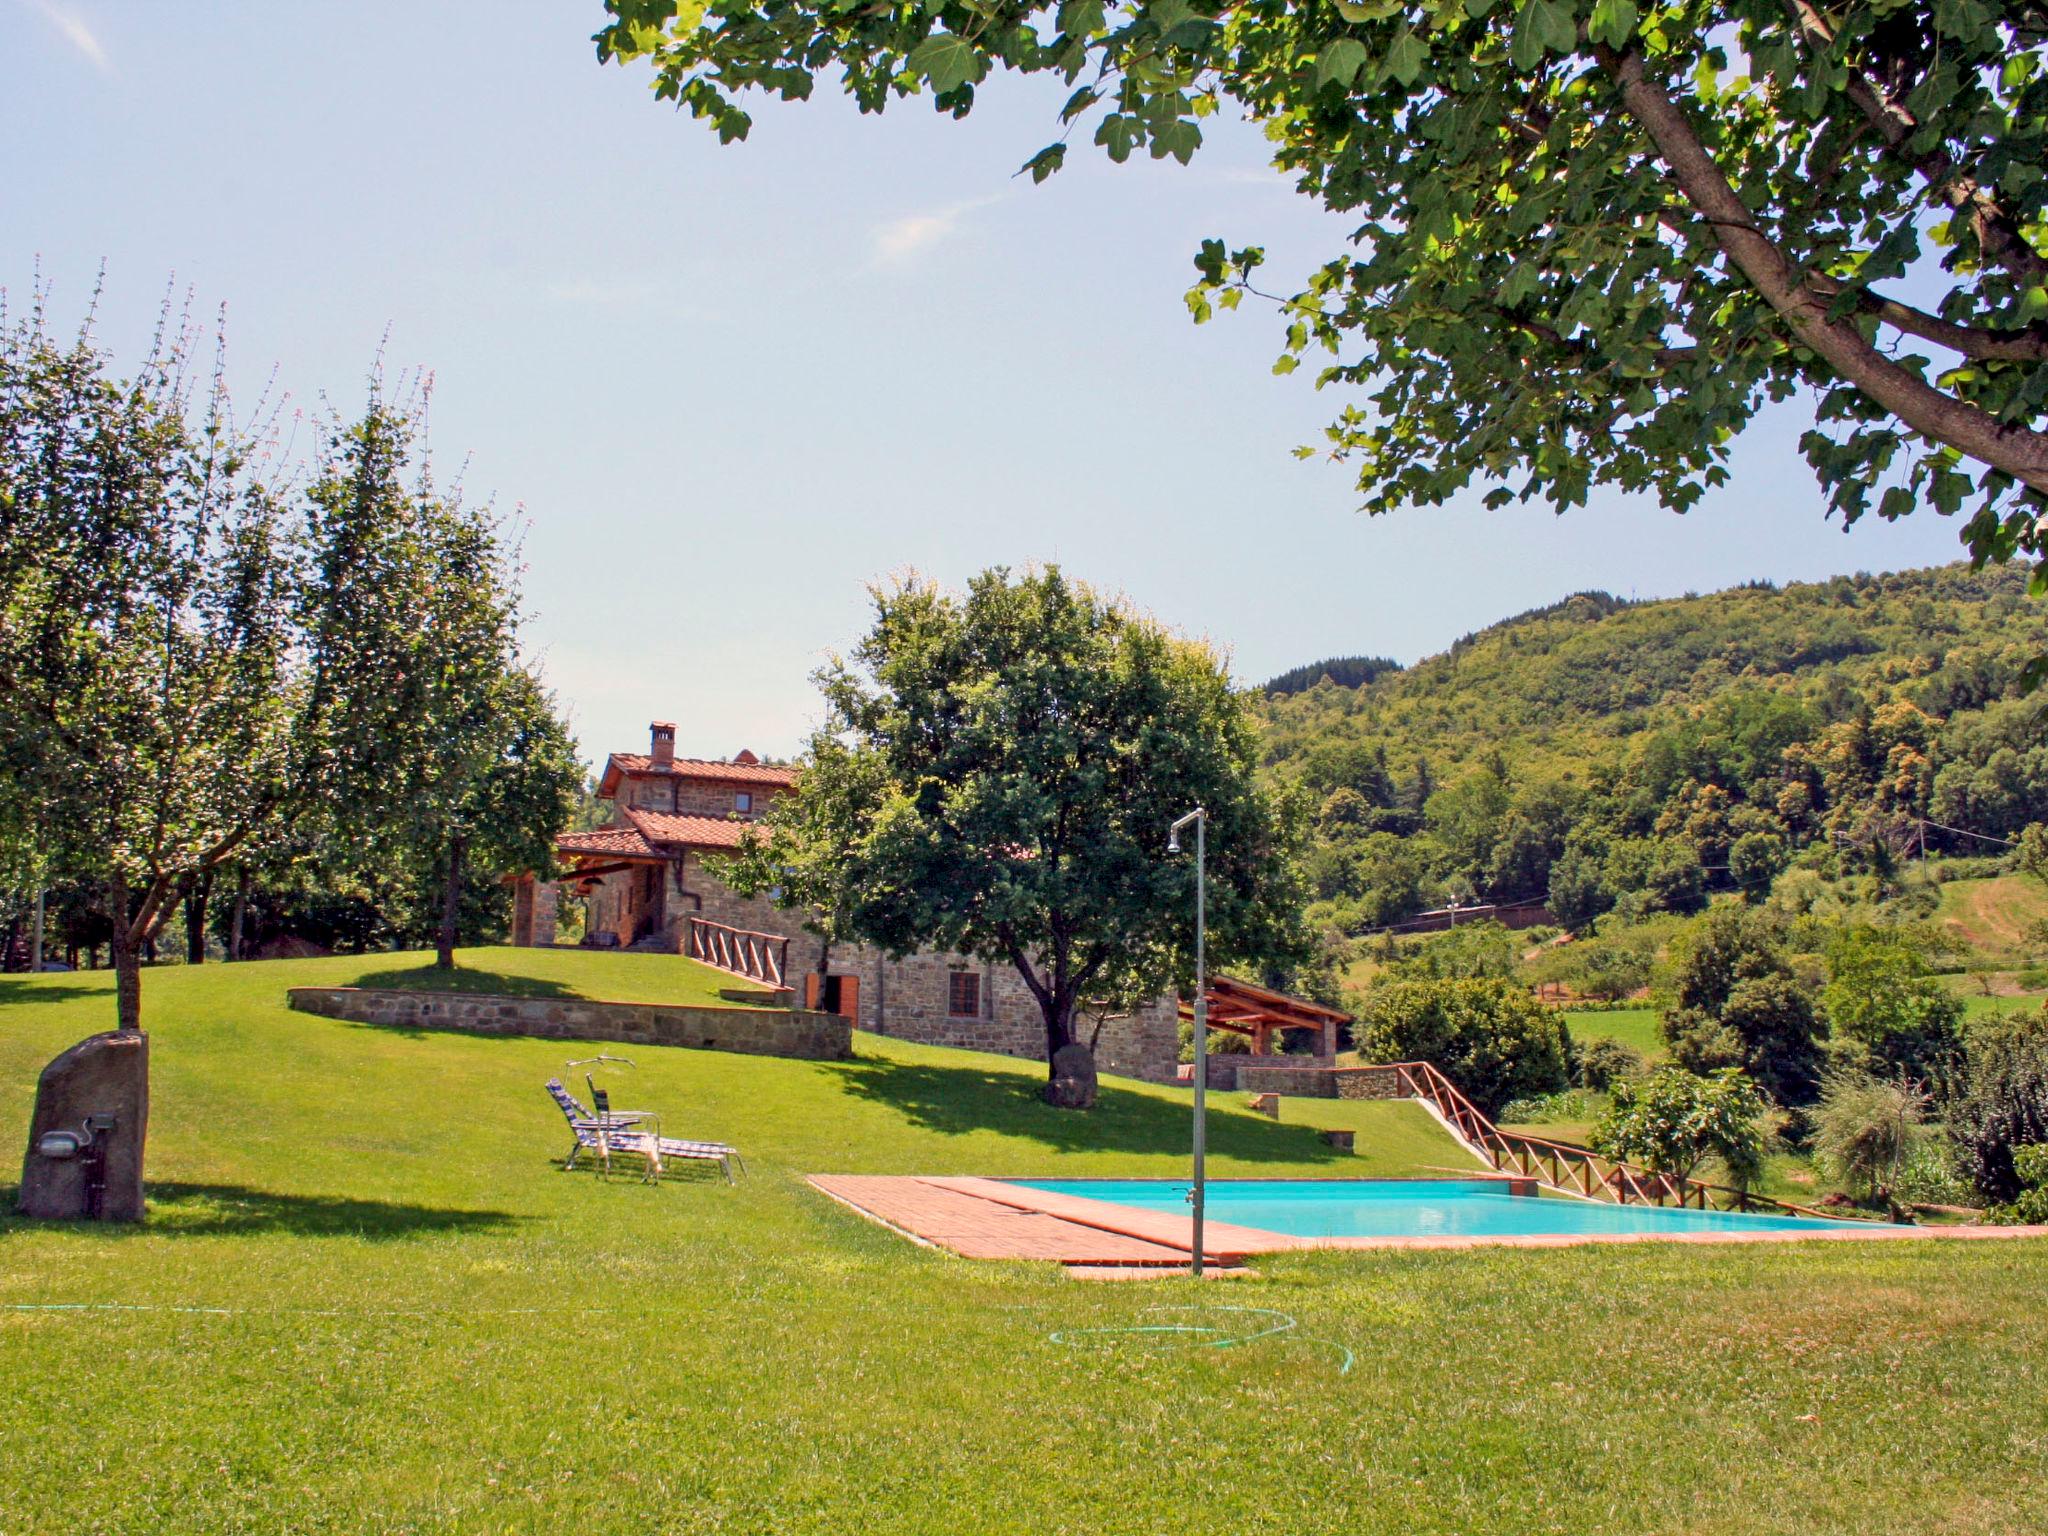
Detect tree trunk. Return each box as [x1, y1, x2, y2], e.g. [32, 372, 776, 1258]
[108, 873, 143, 1033]
[437, 832, 466, 970]
[184, 874, 209, 965]
[229, 866, 249, 961]
[1038, 993, 1078, 1078]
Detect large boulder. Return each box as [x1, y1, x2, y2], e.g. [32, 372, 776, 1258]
[1045, 1042, 1098, 1109]
[19, 1031, 149, 1222]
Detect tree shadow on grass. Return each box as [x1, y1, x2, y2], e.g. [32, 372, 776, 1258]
[825, 1055, 1348, 1165]
[0, 1182, 519, 1240]
[336, 963, 582, 1000]
[0, 978, 107, 1007]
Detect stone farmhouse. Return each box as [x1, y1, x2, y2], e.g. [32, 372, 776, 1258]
[531, 723, 1192, 1081]
[516, 723, 1347, 1085]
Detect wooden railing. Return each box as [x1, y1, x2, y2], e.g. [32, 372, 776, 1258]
[686, 917, 791, 989]
[1381, 1061, 1864, 1222]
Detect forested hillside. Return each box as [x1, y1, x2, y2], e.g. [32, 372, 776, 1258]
[1257, 564, 2048, 935]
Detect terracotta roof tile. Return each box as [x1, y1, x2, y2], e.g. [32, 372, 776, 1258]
[623, 808, 764, 850]
[555, 825, 661, 860]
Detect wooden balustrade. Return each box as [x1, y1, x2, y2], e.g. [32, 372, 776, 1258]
[1378, 1060, 1856, 1222]
[686, 917, 791, 989]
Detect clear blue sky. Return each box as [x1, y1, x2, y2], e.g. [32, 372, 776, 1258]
[6, 0, 1972, 764]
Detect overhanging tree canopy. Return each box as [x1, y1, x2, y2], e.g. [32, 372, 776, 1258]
[597, 0, 2047, 625]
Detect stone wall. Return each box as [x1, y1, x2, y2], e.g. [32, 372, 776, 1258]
[1229, 1063, 1409, 1100]
[287, 986, 851, 1061]
[621, 776, 779, 820]
[510, 878, 559, 948]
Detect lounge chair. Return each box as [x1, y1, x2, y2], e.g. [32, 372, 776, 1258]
[543, 1080, 744, 1184]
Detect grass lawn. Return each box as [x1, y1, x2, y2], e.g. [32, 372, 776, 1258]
[4, 952, 2047, 1534]
[1560, 1005, 1666, 1059]
[263, 943, 782, 1007]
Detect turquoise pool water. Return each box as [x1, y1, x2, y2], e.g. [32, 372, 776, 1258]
[1010, 1179, 1872, 1239]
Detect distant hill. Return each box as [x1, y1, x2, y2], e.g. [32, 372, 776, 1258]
[1262, 654, 1403, 697]
[1255, 563, 2048, 934]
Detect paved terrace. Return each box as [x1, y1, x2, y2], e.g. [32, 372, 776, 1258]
[808, 1175, 2048, 1270]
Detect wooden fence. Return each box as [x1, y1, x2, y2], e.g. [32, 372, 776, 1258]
[1377, 1060, 1861, 1221]
[686, 916, 791, 989]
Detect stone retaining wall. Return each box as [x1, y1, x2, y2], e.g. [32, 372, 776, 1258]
[286, 987, 851, 1061]
[1230, 1063, 1408, 1100]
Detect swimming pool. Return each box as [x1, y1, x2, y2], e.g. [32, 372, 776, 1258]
[1009, 1178, 1872, 1240]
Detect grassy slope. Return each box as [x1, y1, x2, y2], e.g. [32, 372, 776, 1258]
[270, 944, 780, 1007]
[1561, 1006, 1666, 1059]
[2, 952, 2046, 1534]
[1937, 874, 2048, 969]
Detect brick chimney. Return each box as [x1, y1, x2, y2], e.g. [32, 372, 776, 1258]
[650, 721, 675, 767]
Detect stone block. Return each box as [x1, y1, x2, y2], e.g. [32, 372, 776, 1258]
[19, 1031, 149, 1222]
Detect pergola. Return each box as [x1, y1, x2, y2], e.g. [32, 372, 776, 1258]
[1180, 975, 1350, 1059]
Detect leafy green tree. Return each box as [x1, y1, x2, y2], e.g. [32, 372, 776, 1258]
[1546, 846, 1610, 933]
[1662, 905, 1826, 1103]
[599, 0, 2048, 600]
[1642, 839, 1707, 914]
[1821, 925, 1967, 1081]
[723, 567, 1309, 1100]
[2020, 822, 2048, 889]
[1353, 975, 1570, 1115]
[1727, 830, 1788, 892]
[1592, 1067, 1768, 1188]
[300, 403, 580, 970]
[0, 304, 300, 1030]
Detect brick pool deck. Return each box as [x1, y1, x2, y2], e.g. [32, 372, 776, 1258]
[808, 1175, 2048, 1267]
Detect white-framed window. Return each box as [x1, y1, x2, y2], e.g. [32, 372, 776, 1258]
[947, 970, 981, 1019]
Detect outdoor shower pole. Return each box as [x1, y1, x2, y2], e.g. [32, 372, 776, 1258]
[1193, 808, 1207, 1279]
[1170, 806, 1209, 1279]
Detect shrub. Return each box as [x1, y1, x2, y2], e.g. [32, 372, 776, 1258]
[1891, 1140, 1975, 1208]
[1948, 1015, 2048, 1203]
[1988, 1145, 2048, 1226]
[1380, 921, 1520, 982]
[1499, 1088, 1598, 1125]
[1577, 1036, 1648, 1092]
[1355, 977, 1570, 1117]
[1591, 1067, 1768, 1189]
[1809, 1072, 1929, 1202]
